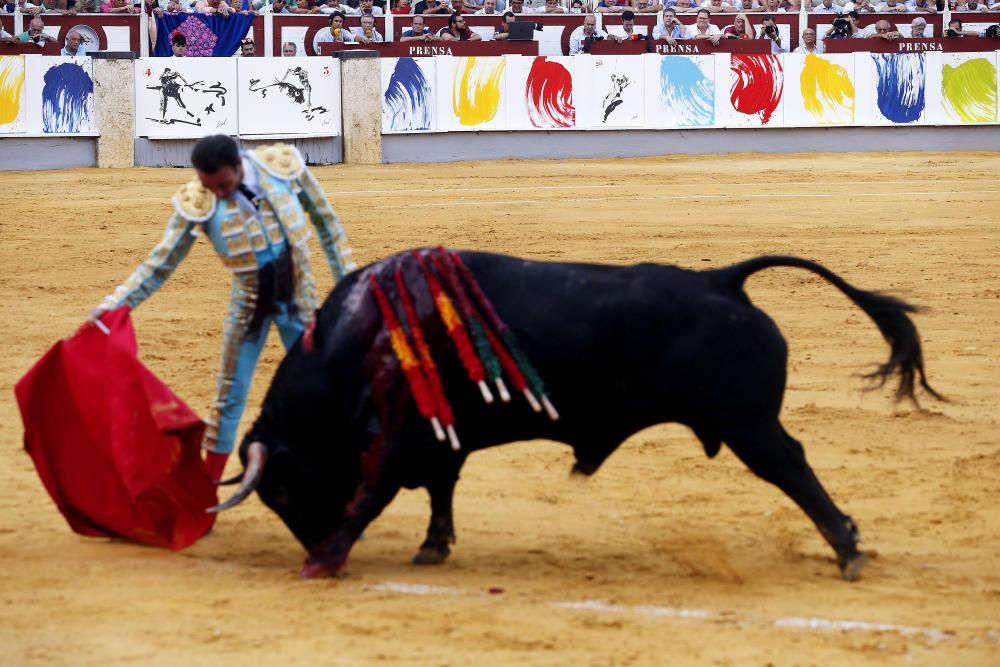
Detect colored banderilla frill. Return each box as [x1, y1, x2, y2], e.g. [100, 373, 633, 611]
[367, 273, 451, 447]
[414, 250, 495, 405]
[444, 248, 559, 421]
[393, 267, 461, 452]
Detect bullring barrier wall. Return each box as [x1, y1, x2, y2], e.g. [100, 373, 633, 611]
[1, 48, 999, 167]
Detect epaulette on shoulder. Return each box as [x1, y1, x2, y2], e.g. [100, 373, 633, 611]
[172, 179, 216, 222]
[248, 143, 305, 181]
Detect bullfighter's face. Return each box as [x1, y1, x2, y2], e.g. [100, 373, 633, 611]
[196, 162, 243, 199]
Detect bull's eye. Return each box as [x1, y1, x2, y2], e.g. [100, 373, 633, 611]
[271, 486, 290, 507]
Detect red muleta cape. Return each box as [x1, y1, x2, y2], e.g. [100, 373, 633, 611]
[14, 306, 217, 551]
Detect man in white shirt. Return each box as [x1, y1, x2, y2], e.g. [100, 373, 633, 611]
[793, 26, 823, 51]
[812, 0, 841, 12]
[757, 14, 785, 52]
[874, 0, 906, 11]
[569, 13, 607, 53]
[315, 11, 357, 42]
[354, 14, 383, 41]
[319, 0, 360, 14]
[474, 0, 498, 13]
[358, 0, 383, 14]
[532, 0, 565, 11]
[685, 8, 722, 43]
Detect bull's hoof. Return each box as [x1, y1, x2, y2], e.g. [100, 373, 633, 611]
[412, 545, 450, 565]
[300, 557, 342, 579]
[839, 551, 868, 582]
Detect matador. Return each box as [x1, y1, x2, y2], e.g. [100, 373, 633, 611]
[89, 135, 355, 480]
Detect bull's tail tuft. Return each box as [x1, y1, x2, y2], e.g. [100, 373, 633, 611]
[713, 256, 942, 404]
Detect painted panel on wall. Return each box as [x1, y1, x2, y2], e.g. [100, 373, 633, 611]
[381, 57, 437, 134]
[238, 57, 339, 136]
[0, 55, 26, 135]
[505, 55, 576, 131]
[23, 55, 95, 135]
[135, 57, 238, 138]
[783, 52, 854, 126]
[642, 53, 715, 129]
[715, 53, 785, 128]
[588, 55, 644, 128]
[436, 56, 508, 132]
[854, 51, 928, 126]
[926, 51, 997, 125]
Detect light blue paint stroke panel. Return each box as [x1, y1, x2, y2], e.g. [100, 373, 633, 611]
[642, 54, 715, 129]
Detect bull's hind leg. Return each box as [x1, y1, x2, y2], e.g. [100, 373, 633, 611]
[725, 420, 866, 581]
[413, 464, 460, 565]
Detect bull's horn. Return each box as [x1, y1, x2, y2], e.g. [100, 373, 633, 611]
[215, 471, 245, 486]
[206, 441, 267, 513]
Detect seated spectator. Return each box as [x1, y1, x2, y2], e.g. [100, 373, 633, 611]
[793, 25, 823, 51]
[908, 15, 926, 35]
[101, 0, 138, 12]
[291, 0, 322, 11]
[171, 31, 187, 55]
[475, 0, 498, 12]
[316, 11, 356, 41]
[60, 28, 88, 54]
[508, 0, 525, 11]
[723, 11, 754, 37]
[1, 28, 16, 44]
[783, 0, 799, 10]
[30, 0, 76, 15]
[492, 9, 514, 36]
[353, 13, 383, 40]
[672, 0, 699, 11]
[18, 17, 57, 45]
[154, 0, 186, 14]
[652, 7, 684, 42]
[758, 0, 782, 12]
[634, 0, 663, 12]
[358, 0, 383, 13]
[534, 0, 566, 12]
[756, 14, 785, 51]
[866, 18, 901, 38]
[874, 0, 906, 12]
[945, 18, 992, 35]
[596, 0, 627, 12]
[438, 11, 481, 38]
[239, 36, 255, 54]
[609, 9, 644, 40]
[400, 13, 441, 39]
[569, 13, 607, 53]
[702, 0, 737, 13]
[270, 0, 291, 10]
[737, 0, 764, 13]
[194, 0, 234, 13]
[686, 8, 722, 43]
[813, 0, 841, 12]
[391, 0, 412, 12]
[282, 40, 297, 54]
[74, 0, 99, 12]
[843, 0, 876, 11]
[414, 0, 449, 12]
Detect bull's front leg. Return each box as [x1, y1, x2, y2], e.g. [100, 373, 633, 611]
[413, 464, 461, 565]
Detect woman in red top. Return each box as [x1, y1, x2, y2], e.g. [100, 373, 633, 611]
[392, 0, 413, 14]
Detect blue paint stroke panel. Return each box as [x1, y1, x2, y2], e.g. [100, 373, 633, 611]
[658, 56, 714, 127]
[383, 57, 433, 132]
[42, 61, 94, 133]
[871, 53, 924, 124]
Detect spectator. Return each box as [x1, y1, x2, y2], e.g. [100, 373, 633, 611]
[391, 0, 412, 12]
[757, 14, 785, 51]
[60, 28, 89, 54]
[154, 0, 186, 14]
[282, 40, 297, 54]
[793, 25, 823, 50]
[492, 9, 514, 36]
[758, 0, 779, 11]
[30, 0, 76, 15]
[18, 17, 57, 45]
[702, 0, 736, 13]
[75, 0, 99, 12]
[270, 0, 291, 10]
[239, 36, 255, 54]
[321, 0, 360, 13]
[291, 0, 322, 12]
[475, 0, 498, 12]
[864, 18, 901, 38]
[194, 0, 234, 13]
[784, 0, 799, 9]
[608, 9, 640, 40]
[843, 0, 875, 11]
[358, 0, 383, 13]
[414, 0, 449, 12]
[400, 13, 441, 38]
[316, 11, 356, 41]
[686, 8, 722, 43]
[438, 11, 481, 38]
[723, 11, 754, 36]
[101, 0, 138, 12]
[813, 0, 841, 12]
[171, 31, 187, 55]
[907, 0, 935, 11]
[569, 13, 607, 52]
[736, 0, 763, 12]
[0, 28, 16, 44]
[652, 7, 684, 42]
[508, 0, 524, 11]
[596, 0, 627, 12]
[634, 0, 662, 12]
[535, 0, 566, 12]
[673, 0, 699, 11]
[945, 18, 985, 35]
[874, 0, 906, 12]
[354, 13, 383, 40]
[908, 15, 926, 35]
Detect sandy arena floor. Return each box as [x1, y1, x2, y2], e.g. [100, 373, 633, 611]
[1, 153, 999, 666]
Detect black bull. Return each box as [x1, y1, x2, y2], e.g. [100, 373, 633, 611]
[212, 251, 938, 580]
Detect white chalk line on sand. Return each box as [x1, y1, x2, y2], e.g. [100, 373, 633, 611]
[366, 581, 1000, 645]
[369, 189, 1000, 210]
[331, 178, 1000, 197]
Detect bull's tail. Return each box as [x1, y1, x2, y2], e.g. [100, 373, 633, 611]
[713, 255, 942, 404]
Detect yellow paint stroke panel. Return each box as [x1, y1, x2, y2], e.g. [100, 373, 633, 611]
[0, 55, 26, 127]
[800, 54, 854, 125]
[452, 57, 505, 127]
